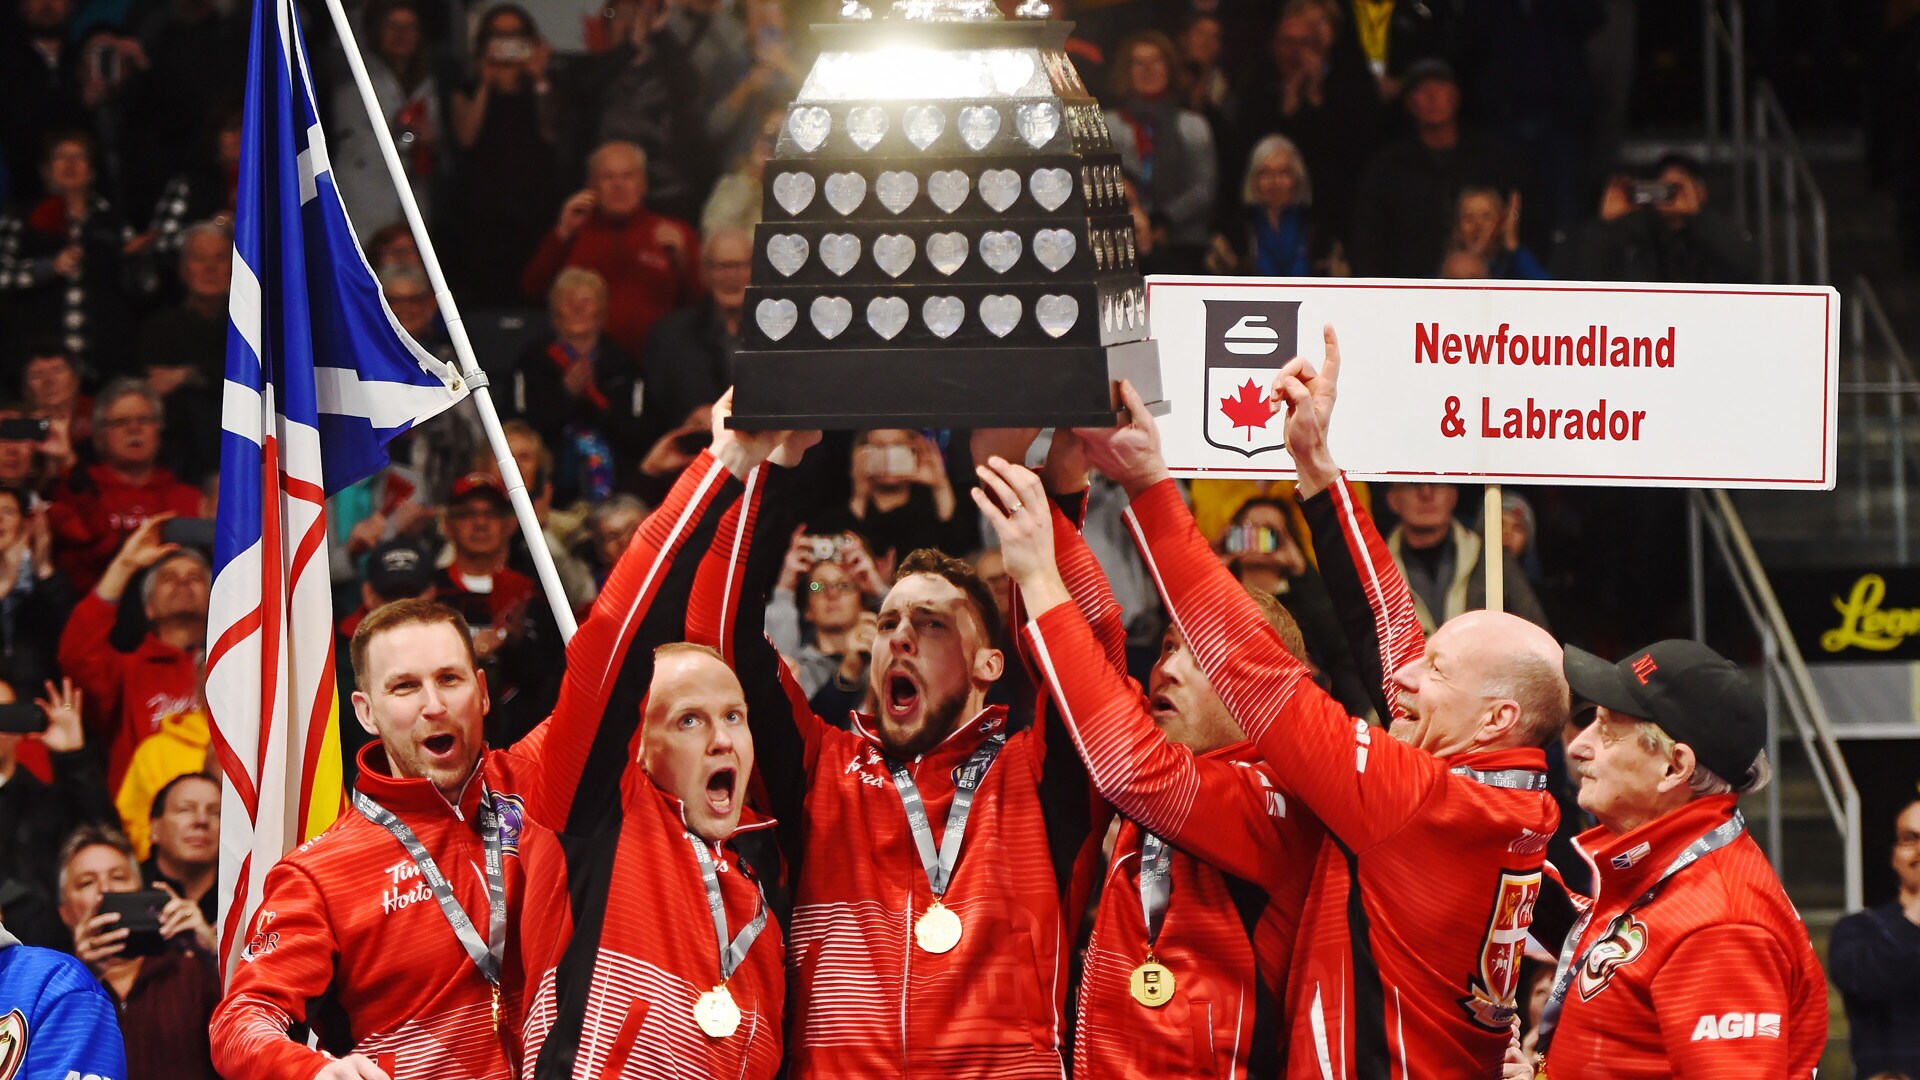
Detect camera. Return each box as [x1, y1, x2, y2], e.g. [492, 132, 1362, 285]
[805, 534, 850, 563]
[863, 445, 918, 479]
[1628, 181, 1677, 207]
[488, 36, 534, 63]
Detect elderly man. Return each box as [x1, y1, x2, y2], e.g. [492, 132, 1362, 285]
[520, 140, 703, 357]
[61, 824, 220, 1080]
[57, 515, 206, 788]
[47, 377, 202, 591]
[1072, 326, 1567, 1077]
[1830, 799, 1920, 1080]
[1384, 479, 1549, 633]
[513, 270, 641, 507]
[137, 219, 231, 484]
[1538, 640, 1827, 1077]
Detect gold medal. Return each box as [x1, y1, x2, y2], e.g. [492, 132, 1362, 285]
[694, 985, 742, 1038]
[913, 901, 963, 954]
[491, 985, 501, 1029]
[1129, 957, 1175, 1008]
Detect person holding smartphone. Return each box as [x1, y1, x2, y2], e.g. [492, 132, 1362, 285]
[806, 429, 970, 568]
[59, 824, 220, 1079]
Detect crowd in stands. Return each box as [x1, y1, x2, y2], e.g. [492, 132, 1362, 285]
[0, 0, 1895, 1077]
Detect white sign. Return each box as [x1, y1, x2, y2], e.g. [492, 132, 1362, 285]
[1146, 276, 1840, 489]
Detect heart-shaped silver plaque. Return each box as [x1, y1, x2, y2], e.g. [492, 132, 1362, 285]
[958, 106, 1000, 150]
[846, 106, 887, 151]
[1033, 228, 1076, 272]
[875, 171, 917, 214]
[866, 296, 908, 339]
[926, 232, 969, 275]
[765, 234, 809, 277]
[824, 172, 866, 215]
[979, 230, 1021, 274]
[980, 294, 1022, 337]
[923, 295, 965, 338]
[903, 104, 945, 150]
[818, 233, 860, 276]
[1015, 102, 1060, 149]
[756, 298, 798, 340]
[771, 172, 815, 216]
[872, 234, 916, 277]
[1035, 294, 1078, 338]
[787, 107, 830, 152]
[978, 169, 1020, 212]
[1029, 168, 1071, 211]
[927, 170, 970, 213]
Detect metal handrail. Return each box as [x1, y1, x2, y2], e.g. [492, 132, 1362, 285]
[1702, 0, 1748, 224]
[1847, 276, 1918, 557]
[1694, 490, 1863, 913]
[1751, 81, 1831, 284]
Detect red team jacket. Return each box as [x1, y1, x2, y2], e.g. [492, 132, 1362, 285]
[210, 735, 548, 1080]
[1022, 502, 1318, 1077]
[1540, 794, 1826, 1078]
[689, 462, 1096, 1078]
[1127, 476, 1559, 1079]
[513, 451, 788, 1080]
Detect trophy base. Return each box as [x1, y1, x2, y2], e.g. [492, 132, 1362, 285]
[727, 339, 1163, 431]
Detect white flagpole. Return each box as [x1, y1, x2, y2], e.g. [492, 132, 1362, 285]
[318, 0, 577, 640]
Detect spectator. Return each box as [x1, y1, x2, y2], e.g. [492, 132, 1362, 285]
[21, 346, 89, 471]
[364, 219, 423, 274]
[1236, 1, 1384, 248]
[1383, 481, 1549, 632]
[0, 131, 154, 376]
[380, 265, 485, 503]
[808, 429, 968, 564]
[1214, 495, 1371, 719]
[704, 3, 801, 171]
[0, 909, 127, 1080]
[1829, 798, 1920, 1080]
[701, 107, 784, 235]
[1553, 154, 1759, 284]
[521, 140, 703, 358]
[1208, 132, 1333, 276]
[1498, 489, 1546, 589]
[0, 485, 74, 703]
[0, 399, 73, 493]
[513, 267, 642, 505]
[328, 460, 434, 585]
[1348, 59, 1522, 278]
[59, 825, 220, 1080]
[497, 418, 596, 612]
[113, 673, 208, 860]
[330, 0, 440, 243]
[433, 472, 561, 745]
[1332, 0, 1456, 97]
[447, 3, 562, 306]
[662, 0, 751, 158]
[145, 103, 241, 263]
[571, 0, 705, 221]
[971, 546, 1011, 620]
[767, 530, 886, 700]
[1447, 186, 1547, 279]
[0, 0, 87, 207]
[1104, 30, 1218, 274]
[1178, 13, 1237, 134]
[137, 218, 228, 484]
[136, 772, 217, 931]
[0, 676, 113, 950]
[581, 492, 644, 588]
[56, 516, 205, 789]
[634, 225, 748, 495]
[48, 379, 201, 592]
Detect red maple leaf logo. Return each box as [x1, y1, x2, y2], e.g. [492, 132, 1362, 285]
[1218, 379, 1272, 441]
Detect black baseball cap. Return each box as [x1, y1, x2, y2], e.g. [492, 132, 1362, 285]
[365, 540, 434, 601]
[1562, 639, 1765, 784]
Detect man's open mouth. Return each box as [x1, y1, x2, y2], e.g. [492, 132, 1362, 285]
[1149, 694, 1177, 720]
[423, 733, 457, 757]
[885, 671, 921, 719]
[705, 768, 737, 814]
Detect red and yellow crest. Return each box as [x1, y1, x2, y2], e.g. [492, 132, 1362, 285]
[0, 1008, 28, 1080]
[1459, 869, 1541, 1030]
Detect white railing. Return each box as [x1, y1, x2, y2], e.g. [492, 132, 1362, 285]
[1750, 81, 1831, 285]
[1702, 0, 1749, 224]
[1844, 275, 1920, 558]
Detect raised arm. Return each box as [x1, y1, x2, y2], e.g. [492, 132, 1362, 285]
[1077, 365, 1445, 854]
[1297, 479, 1426, 724]
[521, 448, 740, 836]
[978, 459, 1300, 884]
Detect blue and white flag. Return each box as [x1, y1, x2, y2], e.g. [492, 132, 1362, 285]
[206, 0, 466, 981]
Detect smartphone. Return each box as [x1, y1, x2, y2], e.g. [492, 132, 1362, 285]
[0, 417, 49, 442]
[1224, 524, 1287, 555]
[162, 517, 217, 548]
[97, 889, 171, 958]
[865, 445, 917, 478]
[92, 42, 119, 85]
[0, 703, 47, 734]
[488, 36, 533, 63]
[1629, 180, 1676, 206]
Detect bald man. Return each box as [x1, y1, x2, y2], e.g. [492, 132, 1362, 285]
[1073, 327, 1567, 1078]
[521, 140, 703, 356]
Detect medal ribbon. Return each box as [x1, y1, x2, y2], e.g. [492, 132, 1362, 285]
[1138, 832, 1174, 950]
[1534, 810, 1747, 1058]
[1449, 764, 1550, 791]
[352, 784, 505, 987]
[686, 833, 770, 982]
[886, 731, 1007, 898]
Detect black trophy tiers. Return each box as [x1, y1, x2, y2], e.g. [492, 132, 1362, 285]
[727, 0, 1163, 431]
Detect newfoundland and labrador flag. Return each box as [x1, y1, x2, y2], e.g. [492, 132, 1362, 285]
[207, 0, 467, 980]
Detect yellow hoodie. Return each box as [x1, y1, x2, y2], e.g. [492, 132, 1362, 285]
[116, 709, 211, 859]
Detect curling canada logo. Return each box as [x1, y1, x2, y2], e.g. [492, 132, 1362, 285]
[1201, 299, 1300, 457]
